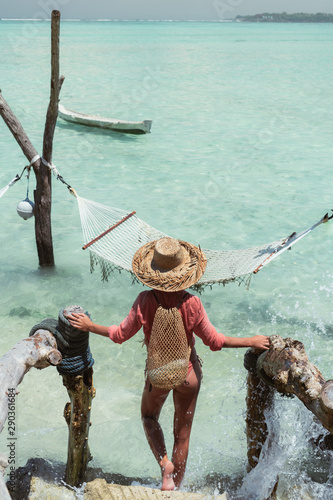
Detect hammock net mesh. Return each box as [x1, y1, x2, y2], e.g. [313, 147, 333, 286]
[77, 196, 303, 290]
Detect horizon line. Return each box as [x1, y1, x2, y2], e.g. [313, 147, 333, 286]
[1, 11, 333, 22]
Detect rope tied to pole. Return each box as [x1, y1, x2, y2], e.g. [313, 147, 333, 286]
[29, 305, 94, 375]
[41, 157, 77, 196]
[1, 153, 78, 200]
[0, 165, 31, 200]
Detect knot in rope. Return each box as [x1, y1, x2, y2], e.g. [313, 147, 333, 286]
[29, 305, 94, 375]
[41, 157, 76, 195]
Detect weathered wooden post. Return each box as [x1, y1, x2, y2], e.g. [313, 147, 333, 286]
[244, 348, 275, 471]
[0, 10, 64, 267]
[29, 305, 95, 487]
[63, 366, 95, 485]
[35, 9, 62, 266]
[243, 347, 278, 500]
[60, 305, 96, 486]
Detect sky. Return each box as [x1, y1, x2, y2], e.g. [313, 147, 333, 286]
[0, 0, 332, 20]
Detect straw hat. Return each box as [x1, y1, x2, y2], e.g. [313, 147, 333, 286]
[132, 237, 207, 292]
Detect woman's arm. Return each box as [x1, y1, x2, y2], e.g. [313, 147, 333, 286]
[68, 313, 109, 337]
[223, 335, 269, 350]
[67, 294, 144, 342]
[191, 297, 269, 351]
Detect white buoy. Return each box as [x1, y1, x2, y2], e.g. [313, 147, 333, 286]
[17, 197, 35, 220]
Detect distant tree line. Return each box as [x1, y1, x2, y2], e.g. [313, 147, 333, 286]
[235, 12, 333, 23]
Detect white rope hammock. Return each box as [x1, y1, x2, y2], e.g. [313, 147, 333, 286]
[2, 156, 331, 290]
[76, 195, 331, 290]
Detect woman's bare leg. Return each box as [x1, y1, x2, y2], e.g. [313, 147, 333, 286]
[172, 358, 202, 489]
[141, 379, 175, 490]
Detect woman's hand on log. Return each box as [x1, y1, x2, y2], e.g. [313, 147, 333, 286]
[223, 334, 270, 349]
[67, 313, 93, 332]
[249, 335, 270, 350]
[67, 313, 110, 337]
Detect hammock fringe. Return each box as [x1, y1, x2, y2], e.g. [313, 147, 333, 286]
[90, 250, 254, 291]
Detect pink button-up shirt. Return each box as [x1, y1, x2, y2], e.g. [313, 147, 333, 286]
[108, 290, 225, 351]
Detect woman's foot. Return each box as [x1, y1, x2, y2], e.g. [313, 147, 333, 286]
[159, 456, 175, 491]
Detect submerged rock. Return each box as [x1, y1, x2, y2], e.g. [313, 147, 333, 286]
[9, 306, 33, 318]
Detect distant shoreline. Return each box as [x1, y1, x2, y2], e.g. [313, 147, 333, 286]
[235, 12, 333, 23]
[1, 13, 333, 23]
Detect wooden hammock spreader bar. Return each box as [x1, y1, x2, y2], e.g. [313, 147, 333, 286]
[82, 211, 136, 250]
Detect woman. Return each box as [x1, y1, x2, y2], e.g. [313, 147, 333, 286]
[68, 237, 269, 491]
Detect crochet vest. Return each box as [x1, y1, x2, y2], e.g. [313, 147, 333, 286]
[147, 292, 191, 390]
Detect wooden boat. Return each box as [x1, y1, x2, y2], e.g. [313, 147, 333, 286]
[58, 104, 152, 135]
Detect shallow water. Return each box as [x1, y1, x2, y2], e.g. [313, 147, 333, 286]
[0, 20, 333, 497]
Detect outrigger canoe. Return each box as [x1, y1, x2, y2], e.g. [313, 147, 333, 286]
[58, 104, 152, 135]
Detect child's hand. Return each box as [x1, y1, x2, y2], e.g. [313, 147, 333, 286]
[250, 335, 270, 350]
[67, 312, 92, 332]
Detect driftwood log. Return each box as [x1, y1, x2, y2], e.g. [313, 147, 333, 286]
[257, 335, 333, 434]
[0, 330, 62, 434]
[0, 330, 62, 498]
[0, 10, 64, 267]
[244, 335, 333, 500]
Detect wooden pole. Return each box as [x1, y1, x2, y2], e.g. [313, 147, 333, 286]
[63, 367, 95, 486]
[244, 348, 279, 500]
[245, 365, 275, 471]
[53, 305, 96, 487]
[34, 9, 62, 267]
[0, 10, 65, 267]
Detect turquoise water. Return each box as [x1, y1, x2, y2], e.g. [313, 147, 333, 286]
[0, 20, 333, 498]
